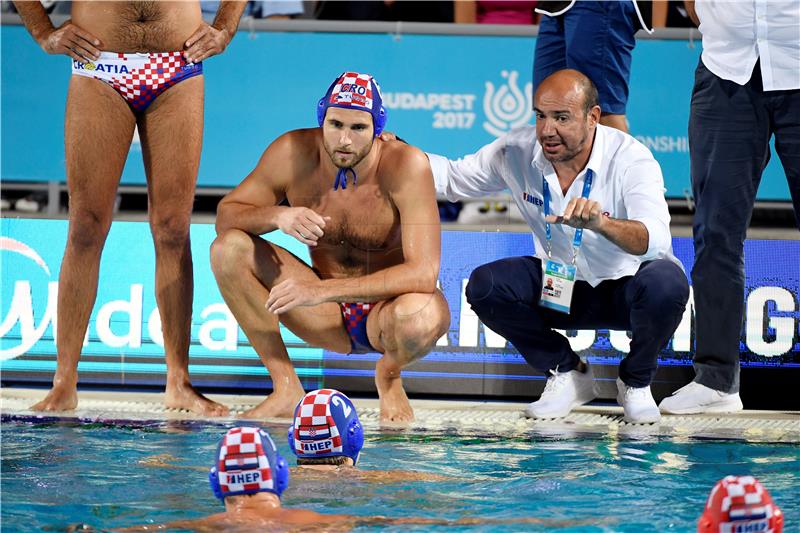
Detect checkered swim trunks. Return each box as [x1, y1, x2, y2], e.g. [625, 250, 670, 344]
[340, 302, 375, 353]
[71, 52, 202, 112]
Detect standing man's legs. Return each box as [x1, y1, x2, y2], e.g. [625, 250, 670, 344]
[661, 60, 769, 413]
[562, 1, 636, 133]
[532, 13, 567, 95]
[32, 77, 136, 411]
[770, 89, 800, 229]
[138, 76, 227, 417]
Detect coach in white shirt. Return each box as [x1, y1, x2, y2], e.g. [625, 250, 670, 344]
[659, 1, 800, 415]
[429, 70, 689, 424]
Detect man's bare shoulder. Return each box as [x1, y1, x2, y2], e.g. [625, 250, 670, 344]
[378, 139, 431, 182]
[260, 128, 321, 178]
[271, 128, 320, 155]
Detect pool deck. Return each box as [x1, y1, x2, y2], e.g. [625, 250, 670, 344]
[2, 387, 798, 443]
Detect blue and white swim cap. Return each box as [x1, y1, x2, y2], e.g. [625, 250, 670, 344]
[317, 72, 387, 137]
[208, 426, 289, 501]
[288, 389, 364, 464]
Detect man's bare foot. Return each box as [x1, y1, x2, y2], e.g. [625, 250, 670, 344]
[30, 383, 78, 411]
[375, 360, 414, 423]
[239, 387, 305, 420]
[165, 381, 229, 417]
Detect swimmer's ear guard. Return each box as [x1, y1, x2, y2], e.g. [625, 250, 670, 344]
[288, 389, 364, 465]
[208, 426, 290, 502]
[317, 72, 387, 137]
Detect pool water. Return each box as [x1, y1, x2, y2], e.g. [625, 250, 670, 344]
[1, 417, 798, 532]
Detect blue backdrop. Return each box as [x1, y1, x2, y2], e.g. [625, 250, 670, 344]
[0, 24, 793, 200]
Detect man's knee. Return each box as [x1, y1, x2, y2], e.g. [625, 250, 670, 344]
[67, 208, 112, 250]
[466, 257, 535, 313]
[210, 229, 255, 276]
[635, 261, 689, 312]
[390, 295, 449, 359]
[150, 214, 191, 249]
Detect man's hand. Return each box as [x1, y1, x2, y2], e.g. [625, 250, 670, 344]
[266, 279, 326, 314]
[40, 20, 101, 62]
[276, 207, 329, 246]
[184, 23, 233, 63]
[546, 197, 606, 231]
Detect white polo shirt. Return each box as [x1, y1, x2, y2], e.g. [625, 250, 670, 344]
[696, 0, 800, 91]
[429, 125, 677, 287]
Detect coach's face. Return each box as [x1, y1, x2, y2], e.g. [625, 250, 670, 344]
[322, 107, 374, 169]
[534, 84, 599, 164]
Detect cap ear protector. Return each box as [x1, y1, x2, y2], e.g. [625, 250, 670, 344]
[288, 389, 364, 465]
[208, 427, 290, 502]
[316, 72, 387, 137]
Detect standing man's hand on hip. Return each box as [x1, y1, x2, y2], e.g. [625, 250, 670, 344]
[40, 20, 102, 62]
[183, 23, 233, 63]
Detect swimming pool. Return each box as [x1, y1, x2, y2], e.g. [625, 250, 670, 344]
[1, 416, 798, 532]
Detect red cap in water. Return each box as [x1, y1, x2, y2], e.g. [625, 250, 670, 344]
[698, 475, 783, 533]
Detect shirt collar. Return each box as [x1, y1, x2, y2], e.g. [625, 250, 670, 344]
[532, 125, 605, 180]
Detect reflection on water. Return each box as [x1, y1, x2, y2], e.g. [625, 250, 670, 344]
[1, 419, 798, 532]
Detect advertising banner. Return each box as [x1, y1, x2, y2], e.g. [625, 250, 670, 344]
[2, 218, 798, 404]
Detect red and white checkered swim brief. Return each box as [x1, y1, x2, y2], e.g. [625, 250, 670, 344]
[71, 52, 202, 112]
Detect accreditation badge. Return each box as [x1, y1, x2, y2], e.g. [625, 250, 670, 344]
[539, 259, 577, 314]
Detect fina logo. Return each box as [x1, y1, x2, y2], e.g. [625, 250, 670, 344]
[0, 237, 57, 361]
[483, 70, 533, 138]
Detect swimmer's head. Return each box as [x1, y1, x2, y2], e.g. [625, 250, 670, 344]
[209, 426, 290, 501]
[288, 389, 364, 465]
[317, 72, 387, 137]
[698, 476, 783, 533]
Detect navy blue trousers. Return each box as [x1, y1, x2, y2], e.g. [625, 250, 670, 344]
[690, 59, 800, 393]
[466, 257, 689, 387]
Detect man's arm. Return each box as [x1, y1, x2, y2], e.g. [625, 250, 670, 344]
[13, 1, 101, 62]
[184, 0, 248, 63]
[266, 146, 441, 313]
[547, 156, 671, 257]
[427, 135, 509, 201]
[547, 199, 649, 255]
[215, 131, 328, 247]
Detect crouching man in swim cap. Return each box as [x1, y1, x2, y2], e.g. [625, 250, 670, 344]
[211, 72, 450, 423]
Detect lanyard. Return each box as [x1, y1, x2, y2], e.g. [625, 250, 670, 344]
[543, 169, 594, 263]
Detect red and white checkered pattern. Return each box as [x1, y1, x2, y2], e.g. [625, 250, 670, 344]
[293, 389, 343, 456]
[217, 427, 274, 495]
[342, 302, 372, 331]
[700, 475, 783, 533]
[72, 52, 199, 112]
[329, 72, 375, 110]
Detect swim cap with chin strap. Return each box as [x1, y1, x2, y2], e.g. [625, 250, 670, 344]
[288, 389, 364, 465]
[698, 475, 784, 533]
[317, 72, 387, 191]
[208, 426, 290, 501]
